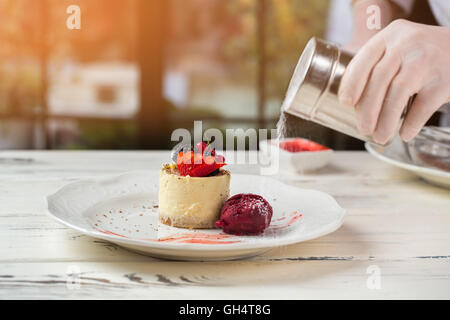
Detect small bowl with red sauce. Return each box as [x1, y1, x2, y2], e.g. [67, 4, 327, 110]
[259, 137, 333, 173]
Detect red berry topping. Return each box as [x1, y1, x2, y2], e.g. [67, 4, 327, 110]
[176, 150, 226, 177]
[195, 141, 216, 156]
[195, 142, 207, 153]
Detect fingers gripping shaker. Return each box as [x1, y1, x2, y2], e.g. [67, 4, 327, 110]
[280, 37, 414, 145]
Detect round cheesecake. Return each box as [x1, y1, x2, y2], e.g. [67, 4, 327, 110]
[158, 164, 230, 229]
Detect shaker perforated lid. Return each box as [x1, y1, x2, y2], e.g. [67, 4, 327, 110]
[282, 37, 340, 119]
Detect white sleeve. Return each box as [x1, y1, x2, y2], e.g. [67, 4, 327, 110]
[326, 0, 353, 45]
[428, 0, 450, 26]
[352, 0, 414, 16]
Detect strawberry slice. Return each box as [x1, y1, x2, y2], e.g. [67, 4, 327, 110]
[195, 141, 216, 156]
[194, 141, 208, 154]
[214, 154, 225, 164]
[176, 151, 226, 177]
[176, 151, 195, 176]
[189, 162, 225, 177]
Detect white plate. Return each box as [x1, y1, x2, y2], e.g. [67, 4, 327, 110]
[46, 171, 346, 261]
[366, 137, 450, 189]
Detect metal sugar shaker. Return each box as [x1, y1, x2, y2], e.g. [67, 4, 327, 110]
[281, 37, 414, 145]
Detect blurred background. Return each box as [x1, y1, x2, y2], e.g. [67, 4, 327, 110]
[0, 0, 439, 151]
[0, 0, 337, 150]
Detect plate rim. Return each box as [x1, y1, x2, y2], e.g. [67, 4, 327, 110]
[365, 142, 450, 179]
[45, 170, 347, 251]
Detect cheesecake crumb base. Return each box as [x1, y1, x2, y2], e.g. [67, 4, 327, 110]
[159, 214, 217, 229]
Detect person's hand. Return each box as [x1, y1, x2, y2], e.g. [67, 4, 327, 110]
[338, 19, 450, 144]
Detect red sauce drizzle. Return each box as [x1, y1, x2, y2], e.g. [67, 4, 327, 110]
[269, 211, 303, 230]
[96, 228, 241, 244]
[98, 230, 128, 238]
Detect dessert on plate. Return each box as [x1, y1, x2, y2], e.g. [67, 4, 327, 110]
[159, 141, 274, 234]
[158, 142, 230, 229]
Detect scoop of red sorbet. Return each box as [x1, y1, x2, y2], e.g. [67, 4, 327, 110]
[215, 193, 273, 235]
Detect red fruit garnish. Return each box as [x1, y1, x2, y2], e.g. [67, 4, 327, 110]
[195, 141, 207, 153]
[176, 151, 226, 177]
[195, 141, 216, 156]
[176, 151, 195, 176]
[214, 154, 225, 164]
[279, 138, 330, 153]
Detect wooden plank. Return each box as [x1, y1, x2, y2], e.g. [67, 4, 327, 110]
[1, 259, 449, 299]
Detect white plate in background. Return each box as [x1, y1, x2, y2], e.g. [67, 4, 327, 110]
[366, 137, 450, 189]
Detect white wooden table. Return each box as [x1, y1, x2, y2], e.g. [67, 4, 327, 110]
[0, 150, 449, 299]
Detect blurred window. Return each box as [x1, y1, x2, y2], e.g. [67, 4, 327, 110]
[0, 0, 330, 150]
